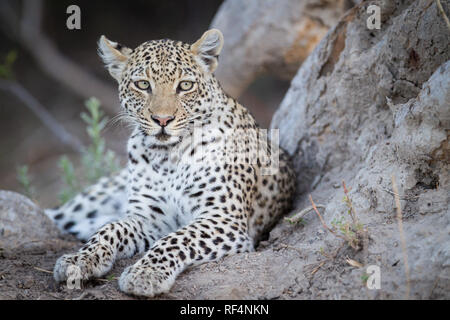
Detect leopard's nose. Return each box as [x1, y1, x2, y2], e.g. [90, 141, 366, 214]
[151, 115, 175, 127]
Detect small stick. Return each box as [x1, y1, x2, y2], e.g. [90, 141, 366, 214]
[309, 194, 346, 241]
[279, 243, 302, 256]
[436, 0, 450, 30]
[311, 261, 326, 275]
[33, 266, 53, 274]
[97, 277, 117, 282]
[345, 257, 364, 268]
[391, 175, 411, 299]
[284, 205, 326, 224]
[0, 79, 85, 153]
[378, 186, 419, 200]
[310, 243, 344, 276]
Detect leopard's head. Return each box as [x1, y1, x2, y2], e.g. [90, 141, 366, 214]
[98, 29, 224, 146]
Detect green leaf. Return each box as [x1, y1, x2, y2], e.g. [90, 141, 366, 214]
[5, 50, 17, 66]
[57, 97, 119, 203]
[16, 165, 35, 199]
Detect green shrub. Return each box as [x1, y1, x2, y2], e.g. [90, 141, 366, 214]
[58, 97, 120, 204]
[16, 97, 120, 204]
[0, 50, 17, 79]
[58, 155, 79, 204]
[16, 165, 35, 199]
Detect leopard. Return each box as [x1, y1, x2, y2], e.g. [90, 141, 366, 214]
[45, 29, 296, 297]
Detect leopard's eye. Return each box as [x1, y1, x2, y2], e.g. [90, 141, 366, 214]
[178, 81, 194, 92]
[135, 80, 151, 91]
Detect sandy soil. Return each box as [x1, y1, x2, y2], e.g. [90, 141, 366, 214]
[0, 237, 133, 300]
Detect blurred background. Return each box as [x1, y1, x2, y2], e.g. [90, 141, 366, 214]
[0, 0, 347, 207]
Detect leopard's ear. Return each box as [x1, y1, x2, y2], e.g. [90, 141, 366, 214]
[98, 35, 133, 82]
[191, 29, 224, 73]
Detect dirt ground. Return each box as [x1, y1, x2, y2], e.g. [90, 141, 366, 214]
[0, 235, 197, 300]
[2, 219, 447, 301]
[0, 232, 356, 300]
[0, 237, 123, 300]
[1, 183, 449, 301]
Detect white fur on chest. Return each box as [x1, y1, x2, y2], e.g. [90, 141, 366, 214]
[126, 130, 204, 229]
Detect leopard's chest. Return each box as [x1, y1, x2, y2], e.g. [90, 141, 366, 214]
[128, 146, 216, 223]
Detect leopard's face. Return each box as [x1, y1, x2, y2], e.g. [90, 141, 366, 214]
[119, 41, 209, 144]
[98, 30, 224, 146]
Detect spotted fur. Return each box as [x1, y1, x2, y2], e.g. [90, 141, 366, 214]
[46, 29, 296, 297]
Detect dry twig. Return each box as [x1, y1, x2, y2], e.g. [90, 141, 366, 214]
[0, 79, 85, 153]
[378, 186, 419, 201]
[309, 194, 347, 241]
[391, 175, 411, 299]
[33, 266, 53, 274]
[284, 204, 326, 224]
[310, 261, 326, 275]
[345, 257, 364, 268]
[0, 0, 118, 114]
[436, 0, 450, 30]
[310, 244, 344, 276]
[279, 243, 302, 256]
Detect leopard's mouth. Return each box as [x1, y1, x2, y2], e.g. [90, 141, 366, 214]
[155, 128, 171, 141]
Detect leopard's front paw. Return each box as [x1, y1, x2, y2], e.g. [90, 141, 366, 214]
[53, 254, 91, 288]
[118, 264, 174, 297]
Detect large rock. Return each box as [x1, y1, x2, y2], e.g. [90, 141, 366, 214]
[269, 0, 449, 299]
[169, 0, 450, 299]
[0, 190, 60, 251]
[211, 0, 352, 97]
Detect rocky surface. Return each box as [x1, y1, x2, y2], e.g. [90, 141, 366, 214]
[174, 0, 450, 300]
[212, 0, 352, 97]
[0, 191, 60, 251]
